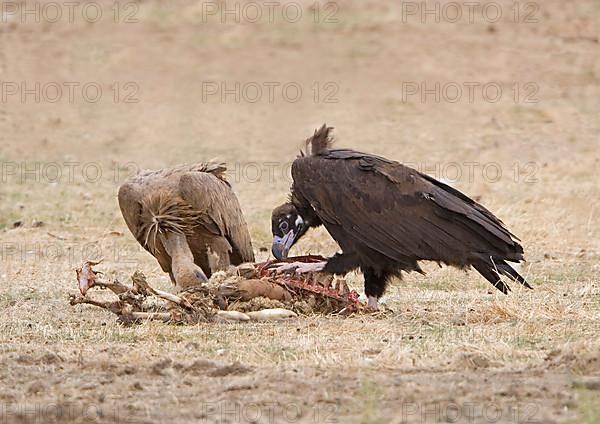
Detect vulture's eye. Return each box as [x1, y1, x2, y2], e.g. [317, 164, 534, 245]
[279, 221, 289, 232]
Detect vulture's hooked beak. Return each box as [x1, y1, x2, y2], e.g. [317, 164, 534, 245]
[272, 230, 295, 260]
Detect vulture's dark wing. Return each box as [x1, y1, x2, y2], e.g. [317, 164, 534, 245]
[292, 149, 528, 292]
[179, 171, 255, 264]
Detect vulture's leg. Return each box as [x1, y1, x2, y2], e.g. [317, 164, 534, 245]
[272, 260, 326, 274]
[323, 252, 360, 274]
[273, 252, 358, 275]
[362, 267, 390, 310]
[161, 232, 208, 291]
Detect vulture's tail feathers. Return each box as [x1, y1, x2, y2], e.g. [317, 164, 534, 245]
[472, 260, 510, 294]
[305, 124, 334, 156]
[473, 259, 532, 294]
[497, 261, 532, 289]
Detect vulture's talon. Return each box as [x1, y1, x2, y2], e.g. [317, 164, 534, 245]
[295, 261, 326, 274]
[271, 261, 326, 275]
[270, 263, 299, 275]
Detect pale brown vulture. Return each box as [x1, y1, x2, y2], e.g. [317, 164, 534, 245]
[271, 125, 531, 309]
[118, 163, 254, 291]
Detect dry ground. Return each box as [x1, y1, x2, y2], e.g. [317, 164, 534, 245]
[0, 0, 599, 423]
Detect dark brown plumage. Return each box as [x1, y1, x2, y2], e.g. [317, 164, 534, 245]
[271, 125, 530, 308]
[118, 163, 254, 291]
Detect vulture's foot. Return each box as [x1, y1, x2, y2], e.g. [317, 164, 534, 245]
[367, 296, 379, 311]
[272, 261, 326, 275]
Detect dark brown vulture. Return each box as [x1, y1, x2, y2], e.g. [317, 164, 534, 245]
[117, 163, 254, 292]
[271, 125, 531, 309]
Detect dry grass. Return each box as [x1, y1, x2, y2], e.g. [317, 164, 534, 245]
[1, 0, 599, 422]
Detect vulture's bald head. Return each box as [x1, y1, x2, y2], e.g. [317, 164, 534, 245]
[271, 203, 308, 260]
